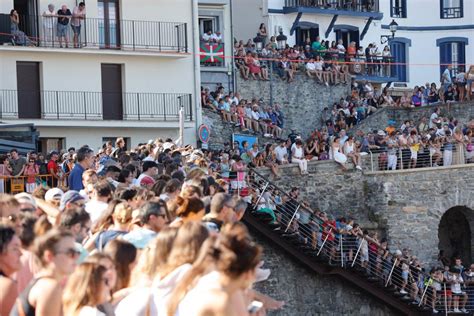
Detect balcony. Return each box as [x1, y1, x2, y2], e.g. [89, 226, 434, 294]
[0, 14, 188, 54]
[283, 0, 382, 19]
[441, 6, 463, 19]
[0, 90, 193, 121]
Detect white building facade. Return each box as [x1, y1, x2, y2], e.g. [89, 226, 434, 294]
[233, 0, 474, 86]
[0, 0, 201, 153]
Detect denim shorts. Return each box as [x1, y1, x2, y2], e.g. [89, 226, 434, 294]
[71, 24, 81, 35]
[57, 23, 68, 37]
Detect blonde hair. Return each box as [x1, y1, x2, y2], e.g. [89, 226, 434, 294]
[160, 221, 208, 278]
[130, 227, 178, 286]
[63, 262, 107, 316]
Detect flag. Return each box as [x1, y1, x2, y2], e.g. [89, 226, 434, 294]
[200, 43, 224, 63]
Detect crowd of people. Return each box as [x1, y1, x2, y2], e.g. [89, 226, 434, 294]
[248, 175, 474, 314]
[0, 138, 288, 316]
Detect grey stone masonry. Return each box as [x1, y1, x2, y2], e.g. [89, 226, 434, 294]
[253, 234, 398, 316]
[255, 160, 474, 267]
[350, 101, 474, 134]
[236, 74, 350, 138]
[202, 107, 278, 150]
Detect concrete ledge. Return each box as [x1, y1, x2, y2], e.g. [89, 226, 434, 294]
[365, 162, 474, 176]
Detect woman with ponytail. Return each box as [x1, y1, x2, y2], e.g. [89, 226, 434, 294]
[169, 196, 205, 227]
[167, 222, 262, 316]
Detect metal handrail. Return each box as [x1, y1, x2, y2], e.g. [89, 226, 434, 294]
[0, 89, 193, 121]
[2, 14, 188, 52]
[242, 167, 473, 313]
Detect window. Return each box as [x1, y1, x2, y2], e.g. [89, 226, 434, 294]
[199, 17, 219, 36]
[440, 0, 463, 19]
[439, 41, 466, 79]
[390, 0, 407, 18]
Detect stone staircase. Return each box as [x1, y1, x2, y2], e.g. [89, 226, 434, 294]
[242, 168, 451, 315]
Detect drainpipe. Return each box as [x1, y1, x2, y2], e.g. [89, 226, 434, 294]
[230, 0, 236, 91]
[191, 0, 202, 145]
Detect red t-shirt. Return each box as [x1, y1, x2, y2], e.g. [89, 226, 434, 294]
[47, 160, 59, 175]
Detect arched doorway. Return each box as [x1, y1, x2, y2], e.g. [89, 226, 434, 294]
[438, 206, 473, 265]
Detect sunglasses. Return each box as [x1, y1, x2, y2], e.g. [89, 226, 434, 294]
[56, 248, 81, 259]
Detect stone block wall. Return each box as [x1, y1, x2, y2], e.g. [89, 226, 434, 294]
[253, 233, 398, 316]
[350, 102, 474, 134]
[255, 161, 474, 267]
[236, 74, 350, 138]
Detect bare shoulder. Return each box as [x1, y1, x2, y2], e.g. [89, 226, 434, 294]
[197, 290, 234, 316]
[29, 278, 61, 304]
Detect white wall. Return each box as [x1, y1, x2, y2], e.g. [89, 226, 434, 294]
[37, 125, 196, 151]
[232, 0, 267, 41]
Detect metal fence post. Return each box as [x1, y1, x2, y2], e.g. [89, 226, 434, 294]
[285, 205, 301, 233]
[136, 93, 140, 120]
[56, 91, 60, 119]
[351, 239, 363, 267]
[83, 92, 87, 120]
[385, 258, 397, 287]
[132, 20, 136, 51]
[317, 228, 332, 256]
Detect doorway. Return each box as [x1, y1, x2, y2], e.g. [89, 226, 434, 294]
[98, 0, 120, 48]
[13, 0, 38, 41]
[101, 64, 123, 120]
[390, 40, 408, 82]
[438, 206, 473, 265]
[335, 28, 359, 50]
[295, 26, 319, 47]
[16, 61, 41, 119]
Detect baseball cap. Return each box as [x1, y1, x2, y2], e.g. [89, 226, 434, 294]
[45, 188, 64, 202]
[60, 190, 85, 211]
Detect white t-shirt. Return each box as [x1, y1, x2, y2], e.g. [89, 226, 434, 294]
[306, 62, 316, 71]
[85, 200, 109, 224]
[274, 146, 287, 162]
[442, 68, 452, 83]
[314, 61, 324, 71]
[42, 10, 56, 28]
[78, 306, 106, 316]
[429, 112, 439, 129]
[337, 44, 346, 52]
[202, 33, 211, 41]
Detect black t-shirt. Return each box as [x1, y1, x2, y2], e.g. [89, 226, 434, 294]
[57, 9, 72, 25]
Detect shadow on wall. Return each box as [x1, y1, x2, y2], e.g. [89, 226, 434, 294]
[236, 74, 351, 138]
[438, 206, 474, 266]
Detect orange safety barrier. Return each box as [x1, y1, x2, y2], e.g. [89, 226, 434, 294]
[0, 174, 56, 194]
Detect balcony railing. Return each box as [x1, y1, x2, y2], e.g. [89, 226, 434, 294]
[0, 90, 193, 121]
[1, 14, 188, 53]
[284, 0, 380, 13]
[441, 6, 463, 19]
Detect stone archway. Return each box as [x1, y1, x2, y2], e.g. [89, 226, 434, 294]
[438, 206, 474, 265]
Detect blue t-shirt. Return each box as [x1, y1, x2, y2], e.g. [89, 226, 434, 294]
[68, 163, 85, 191]
[95, 230, 128, 250]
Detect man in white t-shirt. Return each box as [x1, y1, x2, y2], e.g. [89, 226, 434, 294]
[84, 180, 111, 224]
[202, 30, 212, 42]
[137, 161, 159, 188]
[42, 4, 56, 47]
[305, 59, 316, 77]
[274, 140, 288, 164]
[336, 39, 346, 53]
[429, 108, 440, 129]
[442, 64, 452, 91]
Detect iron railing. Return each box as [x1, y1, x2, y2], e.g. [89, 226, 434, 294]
[441, 6, 463, 19]
[2, 14, 188, 52]
[284, 0, 380, 12]
[0, 90, 193, 121]
[241, 168, 474, 314]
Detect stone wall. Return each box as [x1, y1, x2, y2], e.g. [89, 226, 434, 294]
[252, 234, 398, 316]
[256, 161, 474, 266]
[350, 102, 474, 134]
[236, 74, 350, 138]
[202, 107, 278, 150]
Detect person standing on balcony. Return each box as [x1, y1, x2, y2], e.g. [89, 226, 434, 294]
[71, 2, 86, 48]
[56, 5, 71, 48]
[442, 64, 453, 92]
[258, 23, 267, 46]
[42, 4, 56, 47]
